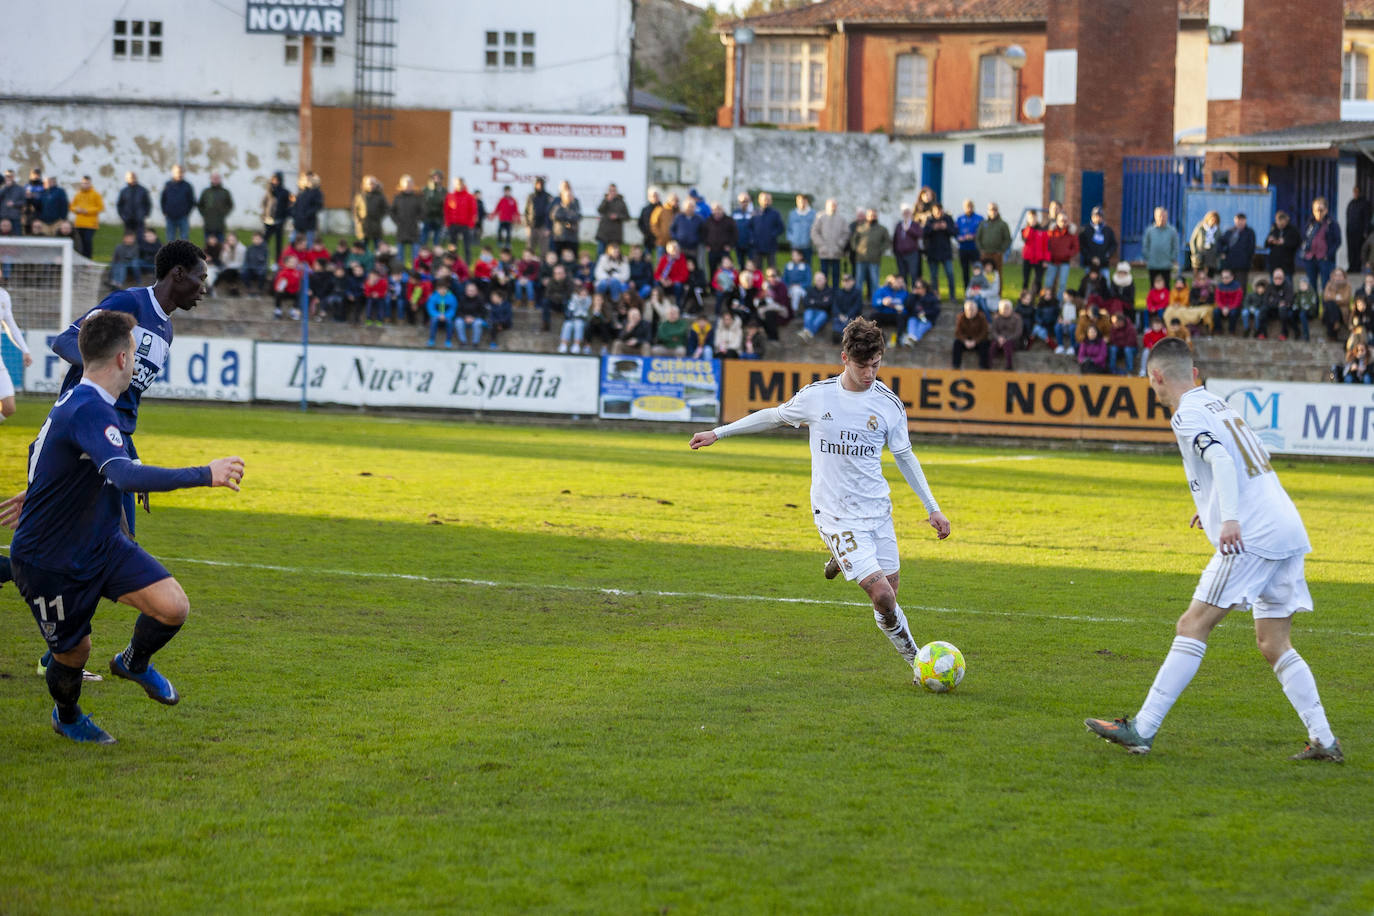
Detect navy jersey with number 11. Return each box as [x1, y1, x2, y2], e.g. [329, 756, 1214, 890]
[11, 381, 145, 575]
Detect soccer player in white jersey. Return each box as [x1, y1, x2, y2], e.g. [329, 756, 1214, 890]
[689, 317, 951, 679]
[0, 278, 34, 419]
[1085, 337, 1341, 761]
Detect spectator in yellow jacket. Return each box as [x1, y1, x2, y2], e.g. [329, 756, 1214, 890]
[68, 176, 103, 258]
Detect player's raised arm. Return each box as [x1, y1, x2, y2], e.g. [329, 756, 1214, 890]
[98, 455, 244, 494]
[689, 406, 788, 450]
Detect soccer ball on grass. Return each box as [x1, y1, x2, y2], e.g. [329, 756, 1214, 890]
[915, 641, 965, 693]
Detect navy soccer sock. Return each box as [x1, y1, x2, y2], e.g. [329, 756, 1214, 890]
[121, 614, 182, 674]
[46, 658, 84, 724]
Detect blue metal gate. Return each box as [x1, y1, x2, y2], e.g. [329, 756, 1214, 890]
[1121, 155, 1204, 262]
[1293, 156, 1339, 227]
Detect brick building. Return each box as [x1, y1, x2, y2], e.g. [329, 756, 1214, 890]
[717, 0, 1046, 135]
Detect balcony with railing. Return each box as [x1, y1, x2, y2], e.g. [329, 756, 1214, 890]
[978, 98, 1015, 128]
[893, 99, 929, 135]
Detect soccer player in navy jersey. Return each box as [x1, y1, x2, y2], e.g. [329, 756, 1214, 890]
[11, 310, 243, 744]
[0, 239, 209, 679]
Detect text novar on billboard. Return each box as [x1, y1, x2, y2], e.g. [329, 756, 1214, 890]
[246, 0, 346, 36]
[23, 331, 253, 402]
[450, 111, 649, 227]
[254, 343, 600, 414]
[720, 361, 1173, 442]
[1207, 377, 1374, 458]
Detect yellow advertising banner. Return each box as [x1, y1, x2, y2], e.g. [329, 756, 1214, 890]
[720, 361, 1174, 442]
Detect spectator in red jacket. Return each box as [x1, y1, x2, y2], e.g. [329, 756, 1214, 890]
[363, 267, 389, 326]
[284, 235, 310, 269]
[1107, 310, 1140, 375]
[1045, 212, 1079, 298]
[1020, 210, 1049, 295]
[655, 240, 690, 304]
[491, 184, 519, 248]
[272, 254, 303, 319]
[1213, 267, 1244, 334]
[444, 178, 478, 263]
[1140, 312, 1167, 375]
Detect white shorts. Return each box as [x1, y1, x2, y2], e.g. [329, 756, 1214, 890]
[815, 514, 899, 582]
[0, 362, 13, 400]
[1193, 551, 1313, 619]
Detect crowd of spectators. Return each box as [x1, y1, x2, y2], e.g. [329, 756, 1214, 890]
[6, 159, 1370, 378]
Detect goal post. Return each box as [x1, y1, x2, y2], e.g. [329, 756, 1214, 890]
[0, 237, 106, 390]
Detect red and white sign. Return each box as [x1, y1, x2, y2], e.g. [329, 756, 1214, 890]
[450, 110, 648, 228]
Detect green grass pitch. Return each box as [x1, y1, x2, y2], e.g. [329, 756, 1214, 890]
[0, 403, 1370, 914]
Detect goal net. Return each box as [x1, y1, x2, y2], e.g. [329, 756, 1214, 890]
[0, 237, 105, 391]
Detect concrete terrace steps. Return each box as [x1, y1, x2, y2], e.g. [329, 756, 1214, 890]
[172, 293, 1342, 382]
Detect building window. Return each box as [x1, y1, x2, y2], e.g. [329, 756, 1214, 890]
[978, 54, 1016, 127]
[963, 143, 976, 164]
[486, 30, 535, 70]
[743, 40, 826, 126]
[988, 152, 1004, 174]
[284, 35, 336, 66]
[1343, 51, 1369, 101]
[893, 53, 930, 135]
[113, 20, 162, 61]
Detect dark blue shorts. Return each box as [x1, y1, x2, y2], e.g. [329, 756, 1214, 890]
[13, 536, 171, 654]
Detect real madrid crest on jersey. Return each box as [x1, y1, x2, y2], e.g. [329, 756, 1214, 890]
[867, 414, 878, 431]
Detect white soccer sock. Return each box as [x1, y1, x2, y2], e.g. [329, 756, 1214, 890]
[874, 603, 918, 664]
[1134, 635, 1207, 739]
[1272, 648, 1336, 747]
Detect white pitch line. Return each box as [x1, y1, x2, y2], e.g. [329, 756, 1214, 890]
[162, 554, 1132, 622]
[159, 554, 1374, 638]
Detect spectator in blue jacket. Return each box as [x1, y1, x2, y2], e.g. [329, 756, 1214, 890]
[688, 188, 711, 221]
[955, 199, 984, 298]
[1300, 197, 1341, 294]
[782, 247, 813, 313]
[923, 202, 957, 302]
[117, 171, 152, 234]
[36, 176, 69, 233]
[750, 192, 784, 270]
[903, 278, 941, 345]
[670, 199, 705, 265]
[830, 273, 864, 342]
[426, 277, 458, 347]
[731, 192, 754, 269]
[1218, 211, 1256, 291]
[787, 195, 817, 267]
[291, 172, 325, 247]
[870, 273, 908, 338]
[160, 164, 196, 241]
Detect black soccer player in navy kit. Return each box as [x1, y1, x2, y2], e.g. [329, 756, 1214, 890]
[1, 239, 210, 680]
[10, 310, 243, 744]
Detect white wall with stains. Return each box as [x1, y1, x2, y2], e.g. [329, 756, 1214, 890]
[2, 102, 299, 231]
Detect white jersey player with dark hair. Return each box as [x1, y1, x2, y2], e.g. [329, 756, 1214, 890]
[689, 317, 951, 680]
[1085, 337, 1341, 761]
[0, 279, 34, 419]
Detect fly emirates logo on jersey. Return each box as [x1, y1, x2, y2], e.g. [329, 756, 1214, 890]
[817, 419, 881, 459]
